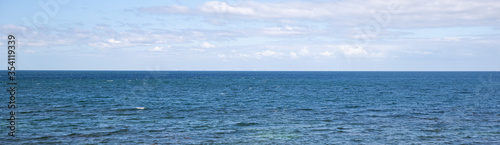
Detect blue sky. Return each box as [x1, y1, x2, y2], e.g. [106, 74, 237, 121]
[1, 0, 499, 71]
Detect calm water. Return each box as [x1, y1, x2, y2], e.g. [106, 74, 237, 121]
[1, 71, 499, 144]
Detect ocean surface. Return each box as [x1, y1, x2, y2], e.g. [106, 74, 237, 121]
[1, 71, 499, 144]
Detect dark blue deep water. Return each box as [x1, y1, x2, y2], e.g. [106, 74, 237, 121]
[1, 71, 499, 144]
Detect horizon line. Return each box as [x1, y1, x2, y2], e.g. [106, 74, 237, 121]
[5, 70, 500, 72]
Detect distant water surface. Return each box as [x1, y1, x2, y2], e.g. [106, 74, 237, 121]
[1, 71, 499, 144]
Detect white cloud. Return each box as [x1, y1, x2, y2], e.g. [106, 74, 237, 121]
[260, 50, 278, 56]
[199, 1, 340, 19]
[320, 51, 333, 57]
[169, 5, 190, 13]
[217, 54, 229, 61]
[201, 42, 215, 48]
[25, 39, 72, 47]
[289, 51, 298, 58]
[3, 1, 497, 71]
[107, 39, 121, 44]
[200, 1, 254, 15]
[88, 42, 111, 48]
[190, 48, 205, 52]
[138, 5, 190, 14]
[142, 1, 500, 28]
[236, 53, 251, 58]
[255, 50, 283, 59]
[262, 26, 303, 35]
[339, 45, 368, 57]
[298, 49, 310, 56]
[217, 54, 227, 59]
[433, 37, 463, 42]
[149, 46, 170, 52]
[0, 24, 28, 31]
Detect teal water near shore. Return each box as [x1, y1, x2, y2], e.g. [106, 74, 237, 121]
[1, 71, 499, 144]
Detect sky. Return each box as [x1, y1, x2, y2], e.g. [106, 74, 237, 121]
[0, 0, 499, 71]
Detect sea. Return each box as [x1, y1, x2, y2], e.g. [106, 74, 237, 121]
[1, 71, 499, 144]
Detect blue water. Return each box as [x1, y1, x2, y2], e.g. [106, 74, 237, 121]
[1, 71, 499, 144]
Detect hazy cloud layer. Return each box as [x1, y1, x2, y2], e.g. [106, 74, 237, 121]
[1, 0, 499, 70]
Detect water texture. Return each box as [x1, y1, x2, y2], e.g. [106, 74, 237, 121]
[1, 71, 499, 144]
